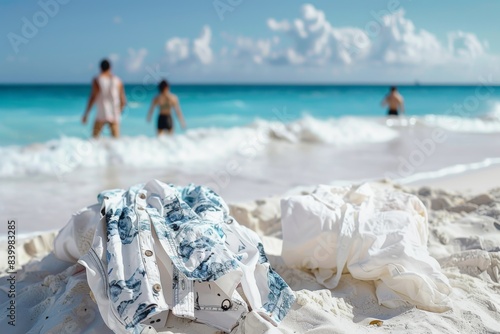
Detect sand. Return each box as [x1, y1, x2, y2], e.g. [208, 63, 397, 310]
[409, 164, 500, 194]
[1, 177, 500, 333]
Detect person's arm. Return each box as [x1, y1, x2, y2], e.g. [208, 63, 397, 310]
[119, 80, 127, 113]
[147, 97, 158, 122]
[82, 79, 99, 124]
[173, 96, 186, 129]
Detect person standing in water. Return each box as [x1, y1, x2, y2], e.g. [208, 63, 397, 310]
[147, 80, 186, 136]
[382, 86, 405, 116]
[82, 59, 127, 138]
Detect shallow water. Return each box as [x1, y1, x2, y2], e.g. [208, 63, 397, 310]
[2, 120, 500, 236]
[2, 84, 500, 235]
[1, 84, 500, 146]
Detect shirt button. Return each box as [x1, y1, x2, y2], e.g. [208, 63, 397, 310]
[221, 299, 232, 310]
[153, 284, 162, 292]
[139, 193, 146, 200]
[145, 250, 153, 257]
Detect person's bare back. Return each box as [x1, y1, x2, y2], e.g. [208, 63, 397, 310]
[157, 93, 178, 116]
[147, 80, 186, 136]
[382, 86, 405, 116]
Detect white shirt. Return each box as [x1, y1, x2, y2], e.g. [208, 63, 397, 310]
[96, 75, 121, 123]
[54, 180, 295, 333]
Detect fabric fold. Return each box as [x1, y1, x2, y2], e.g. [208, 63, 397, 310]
[281, 182, 451, 312]
[55, 179, 295, 333]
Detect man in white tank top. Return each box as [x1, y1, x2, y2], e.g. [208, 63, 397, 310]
[82, 59, 127, 138]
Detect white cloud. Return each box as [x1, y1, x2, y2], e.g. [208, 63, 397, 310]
[366, 9, 444, 65]
[448, 31, 485, 59]
[231, 36, 274, 64]
[125, 48, 148, 72]
[193, 26, 213, 64]
[262, 4, 371, 65]
[226, 4, 492, 69]
[158, 4, 498, 82]
[113, 16, 122, 24]
[166, 38, 190, 63]
[165, 26, 214, 65]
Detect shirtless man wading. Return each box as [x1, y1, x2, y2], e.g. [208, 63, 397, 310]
[82, 59, 127, 138]
[382, 86, 405, 116]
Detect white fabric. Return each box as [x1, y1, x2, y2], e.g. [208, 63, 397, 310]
[96, 75, 121, 123]
[281, 183, 452, 312]
[54, 180, 295, 333]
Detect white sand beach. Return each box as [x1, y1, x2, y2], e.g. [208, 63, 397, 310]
[1, 171, 500, 333]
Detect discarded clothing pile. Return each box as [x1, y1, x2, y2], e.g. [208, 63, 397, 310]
[54, 180, 295, 333]
[281, 183, 452, 312]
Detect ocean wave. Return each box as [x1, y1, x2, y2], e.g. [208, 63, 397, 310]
[0, 131, 247, 177]
[420, 115, 500, 133]
[266, 115, 398, 144]
[418, 101, 500, 133]
[0, 116, 399, 177]
[482, 101, 500, 122]
[3, 112, 500, 178]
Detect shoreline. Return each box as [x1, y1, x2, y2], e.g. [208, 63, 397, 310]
[2, 161, 500, 238]
[408, 163, 500, 193]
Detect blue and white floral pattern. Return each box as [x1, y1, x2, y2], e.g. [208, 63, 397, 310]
[93, 180, 295, 333]
[256, 242, 296, 323]
[107, 261, 147, 328]
[106, 207, 139, 244]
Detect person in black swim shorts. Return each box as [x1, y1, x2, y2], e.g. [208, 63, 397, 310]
[157, 113, 173, 132]
[382, 86, 405, 117]
[147, 80, 186, 136]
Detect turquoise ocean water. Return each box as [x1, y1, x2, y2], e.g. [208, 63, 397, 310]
[1, 84, 499, 146]
[2, 84, 500, 179]
[2, 84, 500, 234]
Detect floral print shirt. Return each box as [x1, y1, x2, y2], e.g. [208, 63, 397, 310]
[74, 180, 295, 333]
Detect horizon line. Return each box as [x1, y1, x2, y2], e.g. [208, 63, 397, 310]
[0, 82, 498, 86]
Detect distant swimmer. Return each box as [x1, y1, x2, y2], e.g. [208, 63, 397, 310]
[147, 80, 186, 136]
[382, 86, 405, 116]
[82, 59, 127, 138]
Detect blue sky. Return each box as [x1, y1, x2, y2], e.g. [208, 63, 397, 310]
[1, 0, 499, 83]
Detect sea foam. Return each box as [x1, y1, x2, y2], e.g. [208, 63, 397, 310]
[419, 101, 500, 133]
[0, 116, 398, 177]
[3, 112, 500, 178]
